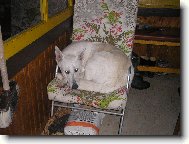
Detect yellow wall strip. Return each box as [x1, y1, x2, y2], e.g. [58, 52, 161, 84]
[4, 6, 73, 60]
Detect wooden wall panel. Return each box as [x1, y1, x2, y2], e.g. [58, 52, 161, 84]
[0, 30, 71, 135]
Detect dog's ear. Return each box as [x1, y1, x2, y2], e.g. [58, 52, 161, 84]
[55, 46, 64, 62]
[77, 48, 86, 61]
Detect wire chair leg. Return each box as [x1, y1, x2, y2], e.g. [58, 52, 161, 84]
[118, 108, 126, 135]
[51, 101, 54, 117]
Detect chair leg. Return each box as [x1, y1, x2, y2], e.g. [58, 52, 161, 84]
[118, 108, 126, 135]
[51, 101, 54, 117]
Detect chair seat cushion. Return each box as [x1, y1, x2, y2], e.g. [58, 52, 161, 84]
[47, 74, 130, 110]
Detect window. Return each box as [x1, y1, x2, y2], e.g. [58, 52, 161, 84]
[11, 0, 41, 36]
[48, 0, 68, 17]
[0, 0, 11, 40]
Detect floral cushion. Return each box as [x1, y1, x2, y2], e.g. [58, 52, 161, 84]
[47, 0, 138, 110]
[47, 73, 132, 110]
[72, 0, 138, 57]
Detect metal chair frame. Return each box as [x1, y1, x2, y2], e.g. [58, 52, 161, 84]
[50, 65, 132, 135]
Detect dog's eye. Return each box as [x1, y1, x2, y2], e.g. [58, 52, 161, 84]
[65, 70, 70, 74]
[74, 68, 78, 72]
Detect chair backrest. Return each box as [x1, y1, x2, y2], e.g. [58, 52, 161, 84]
[71, 0, 139, 58]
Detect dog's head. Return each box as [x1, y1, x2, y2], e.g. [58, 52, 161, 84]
[55, 46, 84, 89]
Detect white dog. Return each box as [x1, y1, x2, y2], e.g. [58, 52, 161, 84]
[55, 41, 133, 93]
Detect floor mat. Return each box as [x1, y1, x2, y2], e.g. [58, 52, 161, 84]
[41, 108, 71, 135]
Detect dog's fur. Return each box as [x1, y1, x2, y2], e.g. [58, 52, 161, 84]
[55, 41, 133, 93]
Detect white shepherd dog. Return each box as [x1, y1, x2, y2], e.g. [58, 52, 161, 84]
[55, 41, 133, 93]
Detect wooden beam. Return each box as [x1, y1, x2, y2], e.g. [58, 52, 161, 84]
[137, 66, 180, 74]
[138, 0, 180, 9]
[134, 39, 180, 47]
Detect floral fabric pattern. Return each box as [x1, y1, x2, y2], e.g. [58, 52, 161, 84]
[47, 0, 138, 110]
[72, 0, 138, 57]
[47, 73, 133, 110]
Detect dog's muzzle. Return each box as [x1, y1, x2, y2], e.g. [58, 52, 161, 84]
[72, 82, 78, 89]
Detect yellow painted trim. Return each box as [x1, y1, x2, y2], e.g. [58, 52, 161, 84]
[68, 0, 73, 7]
[40, 0, 48, 22]
[4, 6, 73, 60]
[134, 40, 180, 47]
[137, 66, 180, 74]
[138, 4, 180, 9]
[138, 0, 180, 8]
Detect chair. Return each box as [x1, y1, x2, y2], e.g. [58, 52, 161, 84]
[47, 0, 138, 135]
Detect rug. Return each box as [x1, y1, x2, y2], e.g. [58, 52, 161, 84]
[41, 107, 71, 135]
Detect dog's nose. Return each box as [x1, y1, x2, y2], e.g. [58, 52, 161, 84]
[72, 83, 78, 89]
